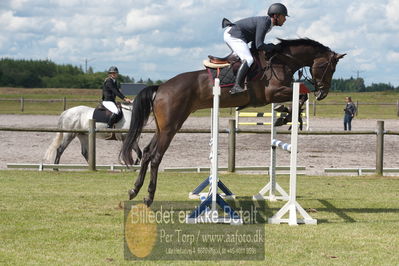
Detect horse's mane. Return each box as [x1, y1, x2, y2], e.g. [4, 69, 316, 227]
[277, 38, 331, 52]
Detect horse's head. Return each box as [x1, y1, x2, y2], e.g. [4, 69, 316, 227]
[311, 51, 346, 100]
[275, 38, 346, 101]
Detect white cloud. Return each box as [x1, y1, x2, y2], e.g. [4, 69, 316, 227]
[140, 63, 157, 72]
[385, 0, 399, 29]
[346, 2, 382, 24]
[124, 7, 166, 33]
[387, 51, 399, 62]
[10, 0, 28, 9]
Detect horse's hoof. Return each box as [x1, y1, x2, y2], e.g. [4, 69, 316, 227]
[274, 117, 286, 127]
[128, 189, 137, 200]
[143, 197, 153, 207]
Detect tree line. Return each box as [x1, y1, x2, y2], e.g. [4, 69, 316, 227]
[0, 58, 398, 91]
[331, 77, 399, 92]
[0, 58, 163, 89]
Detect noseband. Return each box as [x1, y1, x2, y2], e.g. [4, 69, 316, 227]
[311, 55, 334, 88]
[269, 52, 334, 97]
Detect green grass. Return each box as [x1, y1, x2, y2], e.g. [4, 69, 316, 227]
[1, 87, 399, 118]
[0, 170, 398, 265]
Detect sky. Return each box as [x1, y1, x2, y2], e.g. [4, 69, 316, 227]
[1, 0, 399, 86]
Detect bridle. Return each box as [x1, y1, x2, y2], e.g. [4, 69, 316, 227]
[263, 51, 335, 96]
[310, 55, 335, 89]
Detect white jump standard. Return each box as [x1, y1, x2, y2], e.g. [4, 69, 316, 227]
[254, 82, 317, 225]
[186, 78, 243, 225]
[252, 102, 289, 202]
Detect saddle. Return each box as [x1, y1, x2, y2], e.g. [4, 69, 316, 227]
[204, 50, 263, 87]
[93, 102, 123, 124]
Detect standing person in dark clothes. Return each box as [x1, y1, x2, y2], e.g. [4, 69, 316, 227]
[343, 96, 356, 131]
[223, 3, 288, 94]
[102, 66, 132, 129]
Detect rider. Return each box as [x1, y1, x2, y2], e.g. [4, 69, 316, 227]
[102, 66, 132, 129]
[223, 3, 288, 94]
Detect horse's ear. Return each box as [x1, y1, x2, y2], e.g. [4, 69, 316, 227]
[335, 53, 346, 60]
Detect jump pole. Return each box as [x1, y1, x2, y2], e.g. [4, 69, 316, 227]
[186, 78, 242, 225]
[252, 103, 289, 201]
[267, 82, 317, 225]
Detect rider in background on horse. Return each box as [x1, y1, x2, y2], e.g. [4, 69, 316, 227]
[102, 66, 132, 129]
[223, 3, 288, 95]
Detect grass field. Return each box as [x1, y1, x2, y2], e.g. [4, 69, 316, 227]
[1, 87, 399, 118]
[1, 170, 398, 265]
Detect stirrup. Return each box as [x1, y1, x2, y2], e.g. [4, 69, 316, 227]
[229, 84, 246, 95]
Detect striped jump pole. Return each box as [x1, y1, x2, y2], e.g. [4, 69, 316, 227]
[235, 91, 310, 131]
[271, 139, 292, 152]
[186, 78, 242, 225]
[267, 82, 317, 226]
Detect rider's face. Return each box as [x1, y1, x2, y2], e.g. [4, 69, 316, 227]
[275, 14, 286, 26]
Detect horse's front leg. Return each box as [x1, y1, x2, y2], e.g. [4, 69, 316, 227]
[266, 85, 306, 128]
[265, 85, 293, 127]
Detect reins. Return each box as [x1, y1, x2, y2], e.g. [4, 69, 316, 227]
[262, 51, 334, 97]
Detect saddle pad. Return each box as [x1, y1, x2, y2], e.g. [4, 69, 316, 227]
[93, 108, 111, 123]
[93, 102, 124, 124]
[207, 67, 236, 87]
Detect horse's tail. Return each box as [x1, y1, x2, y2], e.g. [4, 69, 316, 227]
[44, 132, 63, 162]
[120, 85, 159, 165]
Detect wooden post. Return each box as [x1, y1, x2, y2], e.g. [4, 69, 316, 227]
[63, 97, 67, 111]
[396, 100, 399, 117]
[88, 119, 96, 171]
[356, 100, 359, 116]
[312, 100, 316, 116]
[228, 119, 236, 172]
[376, 121, 384, 176]
[20, 97, 24, 112]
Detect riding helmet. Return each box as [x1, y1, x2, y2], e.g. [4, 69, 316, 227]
[108, 66, 119, 74]
[267, 3, 289, 17]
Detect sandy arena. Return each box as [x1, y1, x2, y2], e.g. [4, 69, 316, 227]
[0, 114, 398, 175]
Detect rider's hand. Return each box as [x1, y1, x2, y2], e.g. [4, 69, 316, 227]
[124, 98, 133, 103]
[263, 43, 281, 54]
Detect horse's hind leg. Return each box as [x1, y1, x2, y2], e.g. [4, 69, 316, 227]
[132, 141, 142, 165]
[128, 135, 157, 200]
[77, 134, 89, 162]
[145, 130, 175, 206]
[54, 133, 76, 164]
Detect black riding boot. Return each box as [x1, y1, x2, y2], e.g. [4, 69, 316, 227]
[229, 60, 250, 95]
[107, 113, 118, 128]
[105, 113, 118, 140]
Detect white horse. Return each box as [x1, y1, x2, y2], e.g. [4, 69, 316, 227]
[44, 103, 142, 165]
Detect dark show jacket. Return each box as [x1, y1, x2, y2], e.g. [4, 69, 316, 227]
[102, 77, 126, 102]
[227, 16, 272, 50]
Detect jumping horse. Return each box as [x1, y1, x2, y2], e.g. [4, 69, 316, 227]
[44, 103, 142, 166]
[121, 38, 346, 206]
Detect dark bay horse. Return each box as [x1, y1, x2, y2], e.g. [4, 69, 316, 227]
[121, 38, 346, 206]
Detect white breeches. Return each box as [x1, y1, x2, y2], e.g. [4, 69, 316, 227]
[223, 26, 254, 66]
[102, 101, 119, 114]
